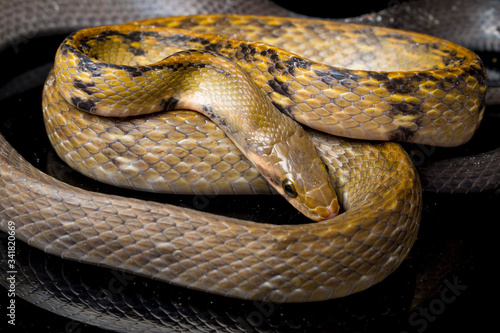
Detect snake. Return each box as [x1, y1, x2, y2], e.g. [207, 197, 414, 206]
[0, 0, 495, 307]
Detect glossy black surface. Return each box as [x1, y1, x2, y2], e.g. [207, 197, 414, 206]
[0, 6, 499, 333]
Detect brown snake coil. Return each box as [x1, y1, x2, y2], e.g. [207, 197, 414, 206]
[0, 13, 488, 302]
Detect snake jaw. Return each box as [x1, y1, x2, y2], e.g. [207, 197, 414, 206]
[293, 179, 340, 221]
[255, 129, 340, 221]
[281, 181, 339, 221]
[305, 184, 340, 220]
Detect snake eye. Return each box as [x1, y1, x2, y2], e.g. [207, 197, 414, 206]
[282, 179, 298, 198]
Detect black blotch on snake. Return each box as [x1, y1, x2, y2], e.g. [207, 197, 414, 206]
[70, 96, 96, 113]
[160, 97, 179, 111]
[388, 126, 415, 142]
[73, 79, 96, 95]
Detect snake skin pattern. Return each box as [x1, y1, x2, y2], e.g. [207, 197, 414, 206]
[0, 0, 498, 194]
[0, 0, 498, 331]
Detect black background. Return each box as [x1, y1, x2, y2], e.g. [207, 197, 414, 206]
[1, 1, 499, 332]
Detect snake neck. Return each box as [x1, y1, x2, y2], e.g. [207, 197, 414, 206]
[168, 51, 340, 220]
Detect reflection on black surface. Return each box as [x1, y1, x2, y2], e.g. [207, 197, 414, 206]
[0, 29, 498, 333]
[0, 231, 416, 332]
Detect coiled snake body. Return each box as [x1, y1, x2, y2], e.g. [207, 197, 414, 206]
[0, 14, 487, 302]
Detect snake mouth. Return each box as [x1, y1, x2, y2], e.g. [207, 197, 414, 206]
[311, 198, 340, 221]
[301, 178, 341, 221]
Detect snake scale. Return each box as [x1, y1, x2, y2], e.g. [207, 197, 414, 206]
[0, 0, 495, 307]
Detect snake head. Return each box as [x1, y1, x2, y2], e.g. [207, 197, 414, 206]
[253, 128, 340, 221]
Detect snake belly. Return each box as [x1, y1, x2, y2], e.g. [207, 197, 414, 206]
[2, 14, 488, 302]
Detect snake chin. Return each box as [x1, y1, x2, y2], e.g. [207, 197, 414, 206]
[295, 182, 340, 221]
